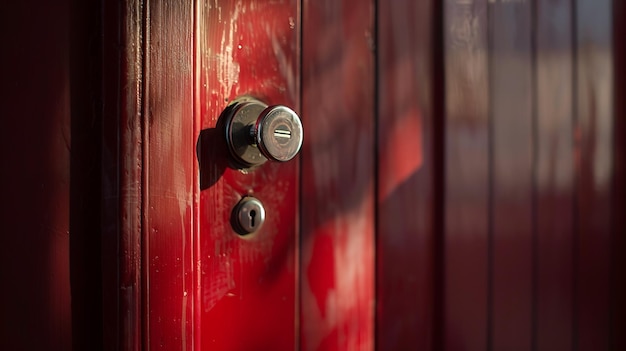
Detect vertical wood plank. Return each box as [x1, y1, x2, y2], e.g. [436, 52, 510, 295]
[144, 0, 195, 349]
[574, 0, 613, 349]
[535, 0, 575, 349]
[443, 0, 490, 349]
[376, 0, 435, 349]
[196, 0, 299, 350]
[611, 1, 626, 349]
[101, 0, 145, 349]
[488, 1, 533, 349]
[300, 0, 375, 349]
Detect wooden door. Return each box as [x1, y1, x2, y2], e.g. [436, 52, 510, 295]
[100, 0, 626, 350]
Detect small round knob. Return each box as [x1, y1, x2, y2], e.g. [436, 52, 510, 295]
[253, 106, 303, 162]
[223, 97, 303, 168]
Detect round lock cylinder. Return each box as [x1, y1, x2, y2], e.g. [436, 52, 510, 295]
[222, 97, 303, 168]
[254, 105, 303, 162]
[232, 196, 266, 235]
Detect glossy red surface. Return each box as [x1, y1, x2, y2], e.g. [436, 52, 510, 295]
[142, 1, 196, 350]
[376, 0, 435, 349]
[197, 0, 299, 350]
[91, 1, 626, 350]
[300, 0, 376, 349]
[4, 1, 626, 350]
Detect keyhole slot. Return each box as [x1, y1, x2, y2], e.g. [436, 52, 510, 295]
[249, 209, 257, 227]
[233, 197, 265, 235]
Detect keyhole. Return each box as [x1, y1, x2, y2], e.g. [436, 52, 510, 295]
[249, 209, 257, 227]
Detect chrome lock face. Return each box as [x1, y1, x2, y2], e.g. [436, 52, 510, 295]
[232, 196, 266, 235]
[223, 97, 303, 168]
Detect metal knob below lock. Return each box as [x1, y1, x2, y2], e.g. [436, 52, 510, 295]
[223, 97, 303, 168]
[232, 196, 266, 235]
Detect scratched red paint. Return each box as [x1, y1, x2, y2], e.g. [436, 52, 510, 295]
[197, 0, 299, 350]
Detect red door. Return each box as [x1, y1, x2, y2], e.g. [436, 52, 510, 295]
[104, 0, 378, 349]
[3, 0, 626, 350]
[98, 0, 626, 350]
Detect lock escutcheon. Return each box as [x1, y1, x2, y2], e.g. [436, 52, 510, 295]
[232, 196, 266, 235]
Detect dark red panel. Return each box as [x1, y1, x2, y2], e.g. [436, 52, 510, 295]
[0, 2, 72, 351]
[70, 0, 106, 348]
[611, 1, 626, 349]
[574, 1, 613, 349]
[101, 0, 145, 350]
[535, 0, 575, 349]
[300, 0, 375, 349]
[489, 2, 533, 349]
[143, 0, 195, 349]
[443, 0, 490, 349]
[196, 0, 299, 350]
[376, 0, 435, 349]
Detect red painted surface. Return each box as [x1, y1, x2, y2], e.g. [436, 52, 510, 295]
[114, 1, 625, 348]
[300, 0, 376, 349]
[3, 1, 626, 350]
[142, 1, 196, 350]
[101, 0, 146, 349]
[196, 0, 299, 350]
[434, 1, 622, 350]
[376, 0, 435, 349]
[443, 1, 490, 349]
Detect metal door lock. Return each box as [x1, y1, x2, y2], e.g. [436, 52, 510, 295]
[232, 196, 266, 235]
[222, 97, 303, 168]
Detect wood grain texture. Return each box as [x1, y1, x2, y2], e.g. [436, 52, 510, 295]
[300, 0, 375, 349]
[443, 0, 490, 349]
[489, 1, 533, 349]
[196, 0, 299, 350]
[143, 0, 195, 349]
[376, 0, 435, 349]
[101, 0, 146, 349]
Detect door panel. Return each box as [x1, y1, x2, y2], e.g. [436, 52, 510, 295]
[197, 0, 299, 350]
[376, 0, 435, 349]
[535, 0, 575, 349]
[101, 0, 626, 350]
[300, 0, 375, 350]
[443, 0, 490, 349]
[143, 0, 195, 349]
[613, 2, 626, 350]
[489, 2, 533, 349]
[574, 1, 613, 349]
